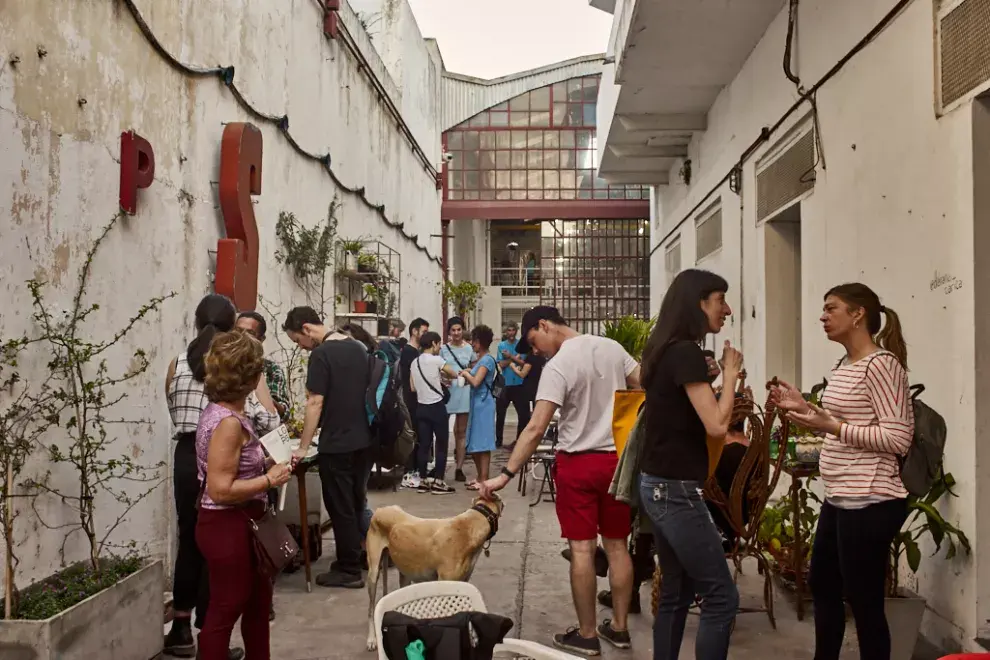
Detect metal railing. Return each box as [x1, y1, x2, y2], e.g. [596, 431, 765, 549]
[490, 266, 542, 297]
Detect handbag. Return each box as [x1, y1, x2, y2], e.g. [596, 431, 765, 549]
[244, 505, 300, 579]
[417, 356, 451, 406]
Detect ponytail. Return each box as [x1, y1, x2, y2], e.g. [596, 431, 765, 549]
[876, 306, 908, 369]
[186, 294, 237, 382]
[187, 324, 219, 382]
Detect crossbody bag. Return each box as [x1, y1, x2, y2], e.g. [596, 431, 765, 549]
[416, 356, 451, 406]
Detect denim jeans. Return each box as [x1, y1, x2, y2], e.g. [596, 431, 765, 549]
[639, 474, 738, 660]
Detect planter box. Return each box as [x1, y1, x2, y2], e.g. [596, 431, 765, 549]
[0, 560, 164, 660]
[886, 588, 926, 660]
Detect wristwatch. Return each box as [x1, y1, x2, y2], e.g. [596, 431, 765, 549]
[501, 466, 516, 479]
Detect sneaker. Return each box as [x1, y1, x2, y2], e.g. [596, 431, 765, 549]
[598, 589, 642, 614]
[552, 628, 601, 656]
[315, 570, 364, 589]
[163, 620, 195, 657]
[455, 469, 467, 482]
[400, 473, 421, 489]
[417, 477, 434, 493]
[597, 619, 631, 649]
[431, 480, 455, 494]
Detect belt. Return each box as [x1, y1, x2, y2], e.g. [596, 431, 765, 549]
[558, 449, 617, 456]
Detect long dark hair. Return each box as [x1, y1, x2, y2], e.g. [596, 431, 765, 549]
[641, 269, 729, 385]
[826, 283, 908, 367]
[187, 294, 236, 381]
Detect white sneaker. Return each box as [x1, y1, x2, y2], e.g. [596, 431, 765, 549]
[400, 473, 421, 489]
[417, 477, 434, 493]
[430, 480, 455, 495]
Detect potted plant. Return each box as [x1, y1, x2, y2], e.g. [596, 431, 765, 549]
[442, 280, 484, 324]
[357, 252, 378, 274]
[885, 472, 970, 660]
[360, 284, 379, 314]
[759, 481, 821, 586]
[339, 239, 363, 271]
[602, 315, 656, 361]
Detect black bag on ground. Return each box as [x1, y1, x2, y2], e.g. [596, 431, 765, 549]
[380, 610, 514, 660]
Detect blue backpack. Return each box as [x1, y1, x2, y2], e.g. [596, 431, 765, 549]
[365, 350, 414, 468]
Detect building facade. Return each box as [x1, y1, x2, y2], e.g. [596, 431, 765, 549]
[596, 0, 990, 651]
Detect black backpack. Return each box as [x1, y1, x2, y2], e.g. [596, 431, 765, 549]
[366, 350, 414, 469]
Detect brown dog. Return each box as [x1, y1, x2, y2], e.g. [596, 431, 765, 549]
[365, 495, 505, 652]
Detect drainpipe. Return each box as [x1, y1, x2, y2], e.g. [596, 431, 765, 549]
[441, 219, 450, 327]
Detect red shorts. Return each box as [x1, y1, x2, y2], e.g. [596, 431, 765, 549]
[553, 451, 631, 541]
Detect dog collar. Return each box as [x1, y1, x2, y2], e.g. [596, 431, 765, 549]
[471, 503, 499, 541]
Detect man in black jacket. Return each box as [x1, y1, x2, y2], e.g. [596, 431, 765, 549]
[398, 318, 429, 489]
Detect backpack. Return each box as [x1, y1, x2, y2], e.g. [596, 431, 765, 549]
[366, 350, 414, 469]
[900, 384, 946, 497]
[487, 358, 506, 400]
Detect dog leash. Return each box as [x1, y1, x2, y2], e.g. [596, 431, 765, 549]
[471, 503, 499, 557]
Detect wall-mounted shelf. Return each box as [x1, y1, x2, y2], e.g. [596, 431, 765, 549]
[335, 239, 401, 336]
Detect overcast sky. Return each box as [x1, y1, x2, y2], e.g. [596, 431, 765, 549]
[406, 0, 612, 79]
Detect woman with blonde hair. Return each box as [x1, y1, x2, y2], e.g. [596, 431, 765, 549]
[772, 283, 913, 660]
[194, 331, 292, 660]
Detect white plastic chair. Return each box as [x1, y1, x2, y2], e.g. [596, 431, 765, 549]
[373, 581, 581, 659]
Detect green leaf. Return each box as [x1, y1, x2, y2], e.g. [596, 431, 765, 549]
[904, 537, 922, 572]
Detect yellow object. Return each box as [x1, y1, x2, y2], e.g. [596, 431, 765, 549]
[612, 390, 646, 457]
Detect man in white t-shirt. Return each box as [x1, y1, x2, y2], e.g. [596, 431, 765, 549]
[410, 331, 460, 494]
[479, 306, 641, 657]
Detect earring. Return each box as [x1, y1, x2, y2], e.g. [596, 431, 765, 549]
[854, 321, 859, 328]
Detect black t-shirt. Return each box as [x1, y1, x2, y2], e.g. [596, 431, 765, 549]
[522, 354, 545, 400]
[306, 338, 371, 454]
[399, 344, 419, 402]
[641, 340, 710, 481]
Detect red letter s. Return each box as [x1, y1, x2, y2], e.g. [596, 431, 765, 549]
[215, 123, 262, 311]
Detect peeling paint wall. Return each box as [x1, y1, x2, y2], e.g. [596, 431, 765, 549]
[0, 0, 442, 590]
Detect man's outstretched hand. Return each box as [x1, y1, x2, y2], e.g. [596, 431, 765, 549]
[477, 473, 510, 500]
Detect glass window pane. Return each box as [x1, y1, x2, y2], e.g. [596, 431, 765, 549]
[577, 150, 594, 169]
[449, 190, 463, 200]
[480, 132, 496, 149]
[553, 103, 567, 126]
[509, 92, 530, 111]
[578, 189, 593, 199]
[566, 105, 584, 126]
[560, 170, 576, 189]
[480, 190, 496, 200]
[544, 150, 560, 168]
[583, 77, 599, 100]
[451, 152, 463, 170]
[609, 188, 625, 199]
[527, 131, 544, 149]
[511, 171, 526, 189]
[552, 82, 567, 101]
[561, 150, 576, 168]
[490, 112, 509, 127]
[576, 130, 593, 149]
[511, 151, 527, 169]
[528, 190, 544, 200]
[492, 101, 508, 111]
[465, 151, 480, 169]
[560, 131, 576, 148]
[511, 132, 529, 149]
[626, 189, 641, 199]
[543, 130, 560, 148]
[496, 190, 511, 200]
[527, 171, 543, 189]
[596, 189, 610, 200]
[496, 131, 512, 149]
[583, 104, 597, 126]
[447, 133, 462, 149]
[479, 151, 496, 170]
[465, 171, 480, 189]
[463, 132, 480, 150]
[509, 112, 530, 128]
[561, 189, 576, 199]
[544, 170, 559, 189]
[578, 170, 594, 188]
[465, 191, 480, 200]
[567, 79, 583, 101]
[530, 111, 550, 127]
[595, 177, 609, 189]
[496, 150, 511, 169]
[496, 171, 510, 190]
[545, 189, 560, 200]
[481, 171, 496, 190]
[511, 189, 527, 200]
[470, 113, 489, 127]
[449, 172, 463, 189]
[530, 87, 550, 110]
[528, 150, 542, 168]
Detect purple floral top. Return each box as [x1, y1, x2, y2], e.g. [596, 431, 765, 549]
[196, 402, 267, 510]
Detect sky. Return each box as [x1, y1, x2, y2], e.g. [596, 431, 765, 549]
[405, 0, 612, 79]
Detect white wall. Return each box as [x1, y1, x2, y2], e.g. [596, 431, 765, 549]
[0, 0, 442, 589]
[652, 0, 979, 648]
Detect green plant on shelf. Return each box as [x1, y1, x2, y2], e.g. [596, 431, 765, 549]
[602, 315, 656, 362]
[442, 280, 483, 320]
[357, 252, 378, 273]
[339, 239, 363, 255]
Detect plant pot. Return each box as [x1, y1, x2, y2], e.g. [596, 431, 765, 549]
[344, 252, 357, 272]
[366, 302, 378, 315]
[794, 435, 824, 463]
[885, 589, 926, 660]
[377, 318, 390, 336]
[353, 301, 369, 314]
[0, 560, 164, 660]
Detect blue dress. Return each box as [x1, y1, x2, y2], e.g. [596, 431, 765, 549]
[441, 342, 475, 415]
[466, 354, 497, 455]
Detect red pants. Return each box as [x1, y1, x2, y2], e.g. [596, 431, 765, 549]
[554, 451, 630, 540]
[195, 503, 272, 660]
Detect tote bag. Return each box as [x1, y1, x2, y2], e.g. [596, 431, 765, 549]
[612, 390, 646, 457]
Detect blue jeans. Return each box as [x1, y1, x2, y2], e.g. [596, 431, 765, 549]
[639, 474, 738, 660]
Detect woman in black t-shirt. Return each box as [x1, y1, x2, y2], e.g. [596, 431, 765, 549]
[638, 269, 743, 660]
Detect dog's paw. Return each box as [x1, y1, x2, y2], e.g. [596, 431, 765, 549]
[366, 637, 378, 652]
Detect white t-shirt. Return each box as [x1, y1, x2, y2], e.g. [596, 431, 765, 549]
[412, 354, 448, 405]
[536, 335, 638, 453]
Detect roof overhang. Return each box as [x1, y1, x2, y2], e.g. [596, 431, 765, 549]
[597, 0, 785, 185]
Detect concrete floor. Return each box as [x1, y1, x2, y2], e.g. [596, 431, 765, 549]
[230, 446, 938, 659]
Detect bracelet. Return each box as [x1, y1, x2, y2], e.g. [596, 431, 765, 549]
[265, 474, 272, 489]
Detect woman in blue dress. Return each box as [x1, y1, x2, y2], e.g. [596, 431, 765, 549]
[441, 317, 476, 483]
[458, 324, 497, 491]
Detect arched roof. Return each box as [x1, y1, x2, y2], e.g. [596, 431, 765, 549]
[441, 54, 606, 131]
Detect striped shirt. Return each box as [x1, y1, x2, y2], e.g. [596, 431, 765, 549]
[819, 350, 913, 504]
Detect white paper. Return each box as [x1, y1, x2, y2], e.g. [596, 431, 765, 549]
[260, 425, 293, 464]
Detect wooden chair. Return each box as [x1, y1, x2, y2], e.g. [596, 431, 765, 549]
[650, 379, 790, 629]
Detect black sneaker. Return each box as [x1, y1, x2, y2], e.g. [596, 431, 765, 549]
[552, 628, 601, 656]
[455, 469, 467, 482]
[598, 589, 642, 614]
[417, 478, 434, 493]
[431, 480, 456, 494]
[315, 570, 364, 589]
[163, 621, 196, 657]
[560, 547, 610, 578]
[597, 619, 631, 649]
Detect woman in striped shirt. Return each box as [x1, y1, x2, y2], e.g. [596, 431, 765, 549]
[772, 283, 913, 660]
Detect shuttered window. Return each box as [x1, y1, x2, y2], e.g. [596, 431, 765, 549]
[756, 130, 815, 222]
[665, 238, 681, 283]
[939, 0, 990, 108]
[695, 204, 723, 261]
